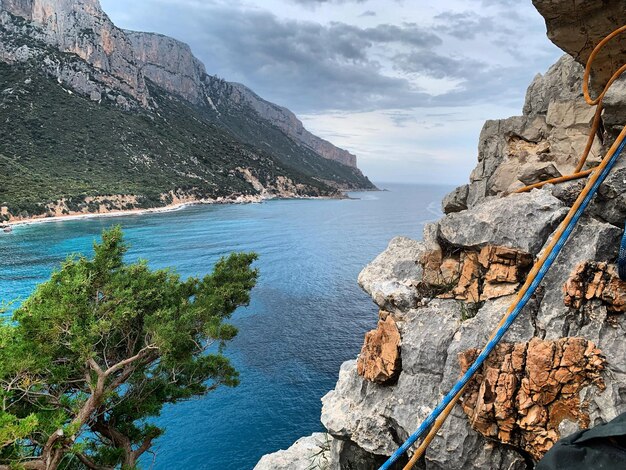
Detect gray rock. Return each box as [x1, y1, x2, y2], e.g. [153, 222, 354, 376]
[426, 410, 526, 470]
[519, 162, 561, 185]
[442, 184, 469, 214]
[438, 189, 568, 255]
[590, 159, 626, 227]
[535, 217, 621, 339]
[357, 237, 426, 311]
[254, 433, 335, 470]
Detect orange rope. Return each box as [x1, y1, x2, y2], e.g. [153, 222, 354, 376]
[515, 25, 626, 194]
[402, 24, 626, 470]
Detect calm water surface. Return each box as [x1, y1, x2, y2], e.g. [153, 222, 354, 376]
[0, 183, 450, 469]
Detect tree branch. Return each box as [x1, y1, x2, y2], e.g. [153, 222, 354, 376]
[104, 345, 159, 378]
[75, 452, 113, 470]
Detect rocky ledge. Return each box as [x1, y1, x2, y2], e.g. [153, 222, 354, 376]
[256, 2, 626, 469]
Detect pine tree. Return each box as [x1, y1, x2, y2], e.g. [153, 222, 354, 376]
[0, 227, 257, 469]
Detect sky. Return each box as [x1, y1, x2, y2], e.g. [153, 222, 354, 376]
[99, 0, 563, 184]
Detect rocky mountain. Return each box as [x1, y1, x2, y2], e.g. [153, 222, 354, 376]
[0, 0, 373, 221]
[256, 2, 626, 469]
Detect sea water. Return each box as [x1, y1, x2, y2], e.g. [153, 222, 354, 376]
[0, 183, 451, 469]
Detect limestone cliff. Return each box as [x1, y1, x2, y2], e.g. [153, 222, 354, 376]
[0, 0, 375, 221]
[256, 2, 626, 469]
[125, 29, 359, 168]
[0, 0, 368, 176]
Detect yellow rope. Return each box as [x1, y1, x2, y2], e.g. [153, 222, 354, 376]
[402, 24, 626, 470]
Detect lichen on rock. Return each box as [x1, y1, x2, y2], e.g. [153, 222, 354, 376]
[459, 337, 606, 460]
[563, 261, 626, 313]
[357, 312, 402, 385]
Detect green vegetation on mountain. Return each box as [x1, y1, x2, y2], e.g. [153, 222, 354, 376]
[203, 78, 373, 188]
[0, 61, 338, 219]
[0, 227, 256, 469]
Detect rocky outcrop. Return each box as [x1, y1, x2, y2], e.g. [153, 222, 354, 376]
[357, 236, 426, 312]
[0, 0, 365, 171]
[257, 4, 626, 468]
[532, 1, 626, 135]
[532, 1, 626, 93]
[357, 313, 401, 384]
[125, 30, 207, 105]
[459, 337, 606, 460]
[255, 433, 333, 470]
[438, 190, 567, 255]
[461, 55, 603, 208]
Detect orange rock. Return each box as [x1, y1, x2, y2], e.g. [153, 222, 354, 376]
[357, 315, 401, 384]
[419, 244, 533, 305]
[459, 337, 605, 461]
[564, 261, 626, 312]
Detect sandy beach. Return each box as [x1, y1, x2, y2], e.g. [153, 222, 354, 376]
[2, 192, 343, 229]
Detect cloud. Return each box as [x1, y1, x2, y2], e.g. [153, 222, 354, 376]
[102, 0, 559, 114]
[100, 0, 563, 184]
[291, 0, 367, 3]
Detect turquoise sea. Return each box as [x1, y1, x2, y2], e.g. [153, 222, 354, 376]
[0, 183, 451, 469]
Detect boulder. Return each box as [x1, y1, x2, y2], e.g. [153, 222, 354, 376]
[357, 237, 426, 311]
[442, 184, 469, 214]
[518, 162, 561, 185]
[438, 189, 567, 255]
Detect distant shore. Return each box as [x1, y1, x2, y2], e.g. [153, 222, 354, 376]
[6, 200, 200, 229]
[3, 190, 364, 230]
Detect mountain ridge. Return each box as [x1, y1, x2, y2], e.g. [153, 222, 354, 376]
[0, 0, 374, 222]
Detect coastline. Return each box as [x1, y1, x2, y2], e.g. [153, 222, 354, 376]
[3, 190, 360, 229]
[7, 200, 201, 228]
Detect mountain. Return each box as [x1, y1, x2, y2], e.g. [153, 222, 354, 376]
[0, 0, 374, 221]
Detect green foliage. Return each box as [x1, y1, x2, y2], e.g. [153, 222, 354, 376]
[0, 227, 258, 469]
[459, 301, 483, 322]
[0, 56, 372, 218]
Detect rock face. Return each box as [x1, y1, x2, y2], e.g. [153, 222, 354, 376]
[257, 3, 626, 469]
[459, 337, 606, 460]
[228, 83, 358, 167]
[0, 0, 365, 171]
[532, 0, 626, 94]
[357, 313, 401, 384]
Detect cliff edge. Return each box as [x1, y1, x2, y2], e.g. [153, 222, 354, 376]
[256, 2, 626, 469]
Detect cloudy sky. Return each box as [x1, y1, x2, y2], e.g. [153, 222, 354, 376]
[100, 0, 562, 184]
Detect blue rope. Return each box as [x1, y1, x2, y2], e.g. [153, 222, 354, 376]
[617, 219, 626, 281]
[379, 136, 626, 470]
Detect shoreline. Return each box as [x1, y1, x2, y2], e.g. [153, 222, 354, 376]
[6, 200, 200, 228]
[3, 189, 373, 230]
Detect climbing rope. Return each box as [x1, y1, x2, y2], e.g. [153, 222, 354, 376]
[379, 25, 626, 470]
[617, 223, 626, 281]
